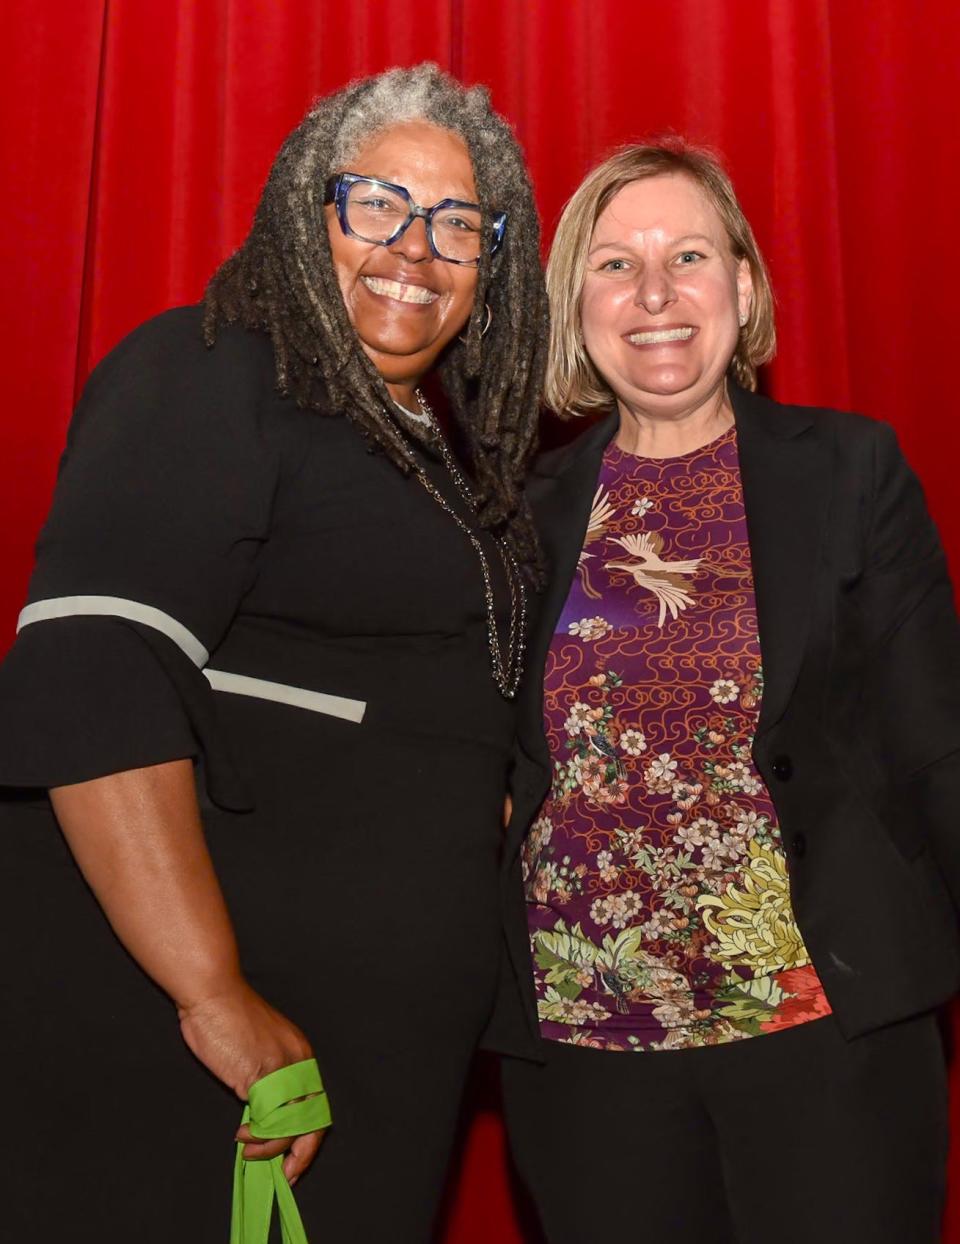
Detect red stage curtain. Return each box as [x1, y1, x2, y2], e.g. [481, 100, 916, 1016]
[3, 3, 960, 1240]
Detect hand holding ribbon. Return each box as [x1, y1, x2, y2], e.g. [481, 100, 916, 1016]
[231, 1059, 332, 1244]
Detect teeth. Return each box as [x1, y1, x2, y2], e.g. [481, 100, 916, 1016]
[626, 327, 695, 344]
[362, 276, 438, 304]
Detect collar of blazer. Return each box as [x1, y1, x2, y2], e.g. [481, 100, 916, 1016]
[523, 382, 833, 756]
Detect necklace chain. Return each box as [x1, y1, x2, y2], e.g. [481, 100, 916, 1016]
[395, 389, 528, 699]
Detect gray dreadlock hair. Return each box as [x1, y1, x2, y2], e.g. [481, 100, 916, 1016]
[203, 63, 548, 583]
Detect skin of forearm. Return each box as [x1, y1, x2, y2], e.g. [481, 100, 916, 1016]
[50, 759, 241, 1010]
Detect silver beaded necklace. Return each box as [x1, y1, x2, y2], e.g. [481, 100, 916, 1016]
[391, 389, 528, 699]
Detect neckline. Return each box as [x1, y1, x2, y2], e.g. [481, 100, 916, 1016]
[392, 391, 434, 427]
[605, 421, 736, 466]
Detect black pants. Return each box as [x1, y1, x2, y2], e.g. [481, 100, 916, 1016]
[0, 738, 508, 1244]
[501, 1014, 949, 1244]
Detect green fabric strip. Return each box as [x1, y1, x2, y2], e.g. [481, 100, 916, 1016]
[230, 1059, 332, 1244]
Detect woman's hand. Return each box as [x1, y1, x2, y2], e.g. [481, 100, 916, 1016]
[178, 977, 326, 1183]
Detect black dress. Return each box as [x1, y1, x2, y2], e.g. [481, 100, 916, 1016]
[0, 307, 517, 1242]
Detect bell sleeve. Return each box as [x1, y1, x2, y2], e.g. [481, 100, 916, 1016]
[0, 306, 279, 810]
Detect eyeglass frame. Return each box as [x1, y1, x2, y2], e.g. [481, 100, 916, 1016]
[323, 172, 507, 266]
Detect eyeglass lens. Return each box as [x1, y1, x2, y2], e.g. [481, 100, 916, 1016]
[345, 180, 483, 262]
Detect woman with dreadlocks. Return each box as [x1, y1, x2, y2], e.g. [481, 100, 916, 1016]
[0, 65, 547, 1242]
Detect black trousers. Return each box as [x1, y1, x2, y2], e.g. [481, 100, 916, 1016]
[0, 733, 509, 1243]
[501, 1014, 949, 1244]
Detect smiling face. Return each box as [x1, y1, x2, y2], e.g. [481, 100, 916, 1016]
[580, 172, 753, 417]
[324, 120, 480, 398]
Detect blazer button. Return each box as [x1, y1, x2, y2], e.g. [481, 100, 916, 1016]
[772, 754, 793, 781]
[791, 832, 807, 858]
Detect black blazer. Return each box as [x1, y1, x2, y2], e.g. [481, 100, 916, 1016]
[485, 383, 960, 1058]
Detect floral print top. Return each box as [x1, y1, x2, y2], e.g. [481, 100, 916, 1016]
[524, 425, 831, 1051]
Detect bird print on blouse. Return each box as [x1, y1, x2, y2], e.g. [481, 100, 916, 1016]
[605, 530, 701, 626]
[577, 486, 616, 599]
[525, 425, 831, 1051]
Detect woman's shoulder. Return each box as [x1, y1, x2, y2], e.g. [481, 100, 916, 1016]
[86, 304, 276, 398]
[737, 385, 894, 456]
[804, 403, 888, 446]
[59, 307, 298, 494]
[72, 307, 363, 492]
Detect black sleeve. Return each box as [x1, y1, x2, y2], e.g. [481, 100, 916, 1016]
[858, 421, 960, 895]
[0, 307, 278, 808]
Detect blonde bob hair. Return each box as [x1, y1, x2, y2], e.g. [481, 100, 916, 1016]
[546, 139, 776, 415]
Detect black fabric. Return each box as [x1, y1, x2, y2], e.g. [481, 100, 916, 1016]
[0, 306, 518, 1241]
[3, 753, 505, 1242]
[0, 619, 252, 808]
[490, 388, 960, 1057]
[501, 1014, 950, 1244]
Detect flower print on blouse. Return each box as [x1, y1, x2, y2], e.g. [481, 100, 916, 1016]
[525, 425, 831, 1051]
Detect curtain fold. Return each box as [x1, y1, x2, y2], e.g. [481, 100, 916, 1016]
[0, 2, 106, 608]
[764, 0, 851, 406]
[2, 3, 959, 1240]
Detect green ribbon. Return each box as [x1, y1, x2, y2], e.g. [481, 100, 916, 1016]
[230, 1059, 332, 1244]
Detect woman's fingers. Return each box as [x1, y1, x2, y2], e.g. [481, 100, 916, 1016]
[239, 1135, 294, 1161]
[283, 1129, 325, 1186]
[235, 1124, 292, 1160]
[234, 1123, 326, 1175]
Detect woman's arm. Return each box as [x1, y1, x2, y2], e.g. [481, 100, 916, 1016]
[52, 760, 239, 1009]
[859, 422, 960, 895]
[0, 314, 325, 1180]
[50, 760, 324, 1180]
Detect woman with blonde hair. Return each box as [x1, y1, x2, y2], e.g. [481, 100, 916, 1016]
[495, 140, 960, 1242]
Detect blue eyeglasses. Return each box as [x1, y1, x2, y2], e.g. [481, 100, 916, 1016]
[324, 172, 507, 266]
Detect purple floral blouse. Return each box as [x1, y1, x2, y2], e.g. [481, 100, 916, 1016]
[523, 425, 832, 1050]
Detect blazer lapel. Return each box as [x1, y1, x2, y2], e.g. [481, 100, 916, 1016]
[733, 385, 831, 739]
[519, 413, 618, 762]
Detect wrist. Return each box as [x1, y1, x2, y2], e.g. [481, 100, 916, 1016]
[174, 967, 248, 1018]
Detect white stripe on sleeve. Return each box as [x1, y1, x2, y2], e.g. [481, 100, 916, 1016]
[17, 595, 209, 666]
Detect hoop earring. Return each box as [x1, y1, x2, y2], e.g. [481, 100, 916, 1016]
[459, 303, 493, 343]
